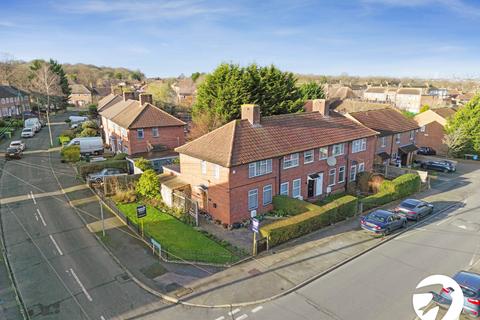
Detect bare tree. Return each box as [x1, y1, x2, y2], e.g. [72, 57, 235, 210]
[443, 127, 468, 157]
[0, 52, 17, 85]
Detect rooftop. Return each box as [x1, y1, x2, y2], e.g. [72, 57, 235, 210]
[349, 108, 419, 136]
[70, 84, 91, 95]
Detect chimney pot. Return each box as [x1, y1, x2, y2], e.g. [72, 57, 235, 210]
[123, 91, 135, 101]
[241, 104, 261, 126]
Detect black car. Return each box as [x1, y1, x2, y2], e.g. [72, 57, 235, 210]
[421, 160, 456, 173]
[5, 147, 22, 160]
[417, 146, 436, 155]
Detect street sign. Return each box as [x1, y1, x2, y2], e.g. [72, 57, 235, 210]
[151, 238, 161, 250]
[137, 205, 147, 219]
[251, 218, 259, 233]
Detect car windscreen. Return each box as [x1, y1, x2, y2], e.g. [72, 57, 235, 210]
[400, 202, 417, 209]
[368, 214, 386, 223]
[461, 286, 476, 298]
[7, 148, 17, 153]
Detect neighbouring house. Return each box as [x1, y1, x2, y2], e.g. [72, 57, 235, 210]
[327, 86, 358, 100]
[167, 102, 378, 225]
[386, 88, 397, 102]
[456, 92, 476, 105]
[395, 88, 423, 113]
[99, 92, 186, 156]
[91, 87, 112, 102]
[69, 84, 92, 107]
[363, 87, 387, 102]
[171, 78, 197, 106]
[428, 88, 448, 98]
[0, 85, 30, 118]
[414, 107, 456, 155]
[97, 93, 123, 113]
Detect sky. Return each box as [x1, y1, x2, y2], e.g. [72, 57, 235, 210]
[1, 0, 479, 79]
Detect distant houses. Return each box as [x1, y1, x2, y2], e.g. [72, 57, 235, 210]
[0, 85, 30, 118]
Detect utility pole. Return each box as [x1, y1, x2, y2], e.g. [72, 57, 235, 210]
[46, 94, 53, 147]
[100, 200, 105, 237]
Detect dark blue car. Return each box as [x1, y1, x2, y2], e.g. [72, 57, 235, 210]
[360, 210, 407, 235]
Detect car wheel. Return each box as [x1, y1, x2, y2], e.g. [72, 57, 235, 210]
[443, 168, 448, 173]
[384, 228, 391, 235]
[96, 178, 102, 184]
[402, 221, 407, 228]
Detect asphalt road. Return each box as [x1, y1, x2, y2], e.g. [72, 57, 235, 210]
[0, 115, 159, 320]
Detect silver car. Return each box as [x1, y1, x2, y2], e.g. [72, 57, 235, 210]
[87, 168, 126, 184]
[394, 199, 433, 221]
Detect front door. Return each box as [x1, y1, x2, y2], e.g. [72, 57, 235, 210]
[307, 179, 315, 198]
[315, 173, 323, 196]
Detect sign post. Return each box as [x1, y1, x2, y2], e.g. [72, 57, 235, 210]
[251, 218, 259, 256]
[136, 205, 147, 237]
[100, 200, 105, 237]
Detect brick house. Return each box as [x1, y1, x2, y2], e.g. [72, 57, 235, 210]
[169, 103, 378, 225]
[0, 85, 30, 118]
[345, 108, 420, 166]
[414, 107, 456, 155]
[99, 92, 186, 156]
[68, 84, 92, 107]
[363, 87, 387, 102]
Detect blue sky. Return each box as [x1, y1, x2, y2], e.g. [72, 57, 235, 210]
[1, 0, 479, 78]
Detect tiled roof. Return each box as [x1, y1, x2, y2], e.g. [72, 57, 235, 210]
[397, 88, 422, 95]
[433, 107, 456, 119]
[176, 112, 378, 167]
[99, 99, 136, 120]
[329, 86, 357, 100]
[331, 99, 390, 113]
[0, 85, 28, 99]
[365, 87, 386, 94]
[97, 94, 122, 112]
[349, 108, 419, 136]
[70, 84, 91, 95]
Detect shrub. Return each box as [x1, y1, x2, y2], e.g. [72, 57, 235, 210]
[134, 157, 152, 171]
[272, 195, 318, 216]
[82, 120, 98, 130]
[315, 191, 346, 206]
[65, 119, 71, 124]
[360, 191, 397, 211]
[77, 160, 128, 177]
[59, 136, 71, 146]
[0, 119, 5, 127]
[88, 104, 98, 116]
[261, 195, 358, 246]
[135, 169, 160, 199]
[60, 129, 75, 139]
[112, 189, 136, 204]
[78, 111, 86, 116]
[392, 173, 421, 198]
[113, 152, 127, 160]
[369, 174, 385, 193]
[61, 145, 80, 162]
[379, 180, 396, 193]
[79, 128, 98, 137]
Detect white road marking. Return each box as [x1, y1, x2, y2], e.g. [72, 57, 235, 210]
[214, 317, 224, 320]
[228, 308, 240, 316]
[251, 306, 263, 313]
[36, 209, 47, 227]
[458, 225, 467, 229]
[30, 191, 37, 204]
[49, 235, 63, 256]
[69, 268, 93, 302]
[100, 316, 106, 320]
[236, 314, 248, 320]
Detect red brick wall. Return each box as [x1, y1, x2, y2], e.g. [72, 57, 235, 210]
[376, 130, 416, 162]
[127, 126, 185, 155]
[416, 122, 447, 155]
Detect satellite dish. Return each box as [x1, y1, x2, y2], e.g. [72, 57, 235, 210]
[327, 156, 337, 166]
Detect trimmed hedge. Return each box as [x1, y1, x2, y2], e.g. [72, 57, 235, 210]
[77, 159, 128, 178]
[392, 173, 421, 198]
[272, 195, 318, 216]
[261, 195, 358, 246]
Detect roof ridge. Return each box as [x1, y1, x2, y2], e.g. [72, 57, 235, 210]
[124, 101, 145, 128]
[226, 120, 237, 167]
[149, 103, 187, 125]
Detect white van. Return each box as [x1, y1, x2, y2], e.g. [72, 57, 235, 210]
[66, 137, 103, 155]
[24, 118, 41, 132]
[69, 116, 89, 123]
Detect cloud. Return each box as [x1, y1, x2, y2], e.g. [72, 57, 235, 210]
[55, 0, 234, 21]
[361, 0, 480, 16]
[0, 21, 15, 28]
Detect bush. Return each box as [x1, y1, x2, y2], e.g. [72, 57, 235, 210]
[79, 127, 98, 137]
[113, 152, 127, 160]
[77, 160, 128, 177]
[65, 119, 71, 124]
[60, 129, 75, 139]
[369, 174, 385, 193]
[392, 173, 421, 198]
[0, 119, 5, 127]
[59, 136, 71, 146]
[135, 169, 160, 199]
[61, 145, 80, 162]
[261, 195, 358, 246]
[82, 120, 98, 130]
[88, 104, 98, 116]
[360, 191, 397, 211]
[134, 157, 152, 171]
[315, 191, 346, 206]
[112, 189, 136, 204]
[272, 195, 318, 216]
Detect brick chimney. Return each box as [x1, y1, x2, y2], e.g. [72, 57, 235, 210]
[139, 93, 153, 105]
[123, 91, 135, 101]
[241, 104, 261, 126]
[312, 99, 328, 116]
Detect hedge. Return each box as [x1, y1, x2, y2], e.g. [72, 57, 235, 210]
[77, 159, 128, 178]
[272, 195, 318, 216]
[260, 195, 358, 246]
[392, 173, 421, 198]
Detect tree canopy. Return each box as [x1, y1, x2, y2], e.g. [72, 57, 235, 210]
[192, 63, 305, 125]
[299, 81, 325, 100]
[445, 94, 480, 156]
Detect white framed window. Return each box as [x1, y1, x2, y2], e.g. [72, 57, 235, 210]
[248, 159, 272, 178]
[338, 166, 345, 183]
[292, 179, 301, 198]
[358, 162, 365, 173]
[352, 138, 367, 153]
[214, 164, 220, 179]
[350, 165, 357, 181]
[420, 125, 426, 132]
[137, 128, 144, 139]
[201, 160, 207, 174]
[328, 168, 336, 186]
[248, 189, 258, 210]
[263, 185, 273, 206]
[332, 143, 345, 156]
[304, 149, 314, 164]
[395, 133, 401, 144]
[380, 136, 387, 147]
[319, 147, 328, 159]
[152, 127, 159, 137]
[409, 130, 415, 140]
[280, 182, 289, 196]
[283, 153, 299, 169]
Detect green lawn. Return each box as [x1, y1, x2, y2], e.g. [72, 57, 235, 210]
[116, 203, 239, 264]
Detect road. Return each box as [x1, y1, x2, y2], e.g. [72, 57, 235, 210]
[0, 115, 159, 320]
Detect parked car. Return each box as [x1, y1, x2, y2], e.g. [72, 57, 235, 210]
[21, 127, 35, 138]
[5, 147, 22, 160]
[24, 117, 42, 132]
[9, 140, 25, 151]
[433, 271, 480, 318]
[87, 168, 127, 184]
[66, 137, 103, 155]
[417, 146, 437, 156]
[421, 160, 456, 173]
[69, 115, 89, 123]
[394, 199, 434, 221]
[360, 210, 407, 235]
